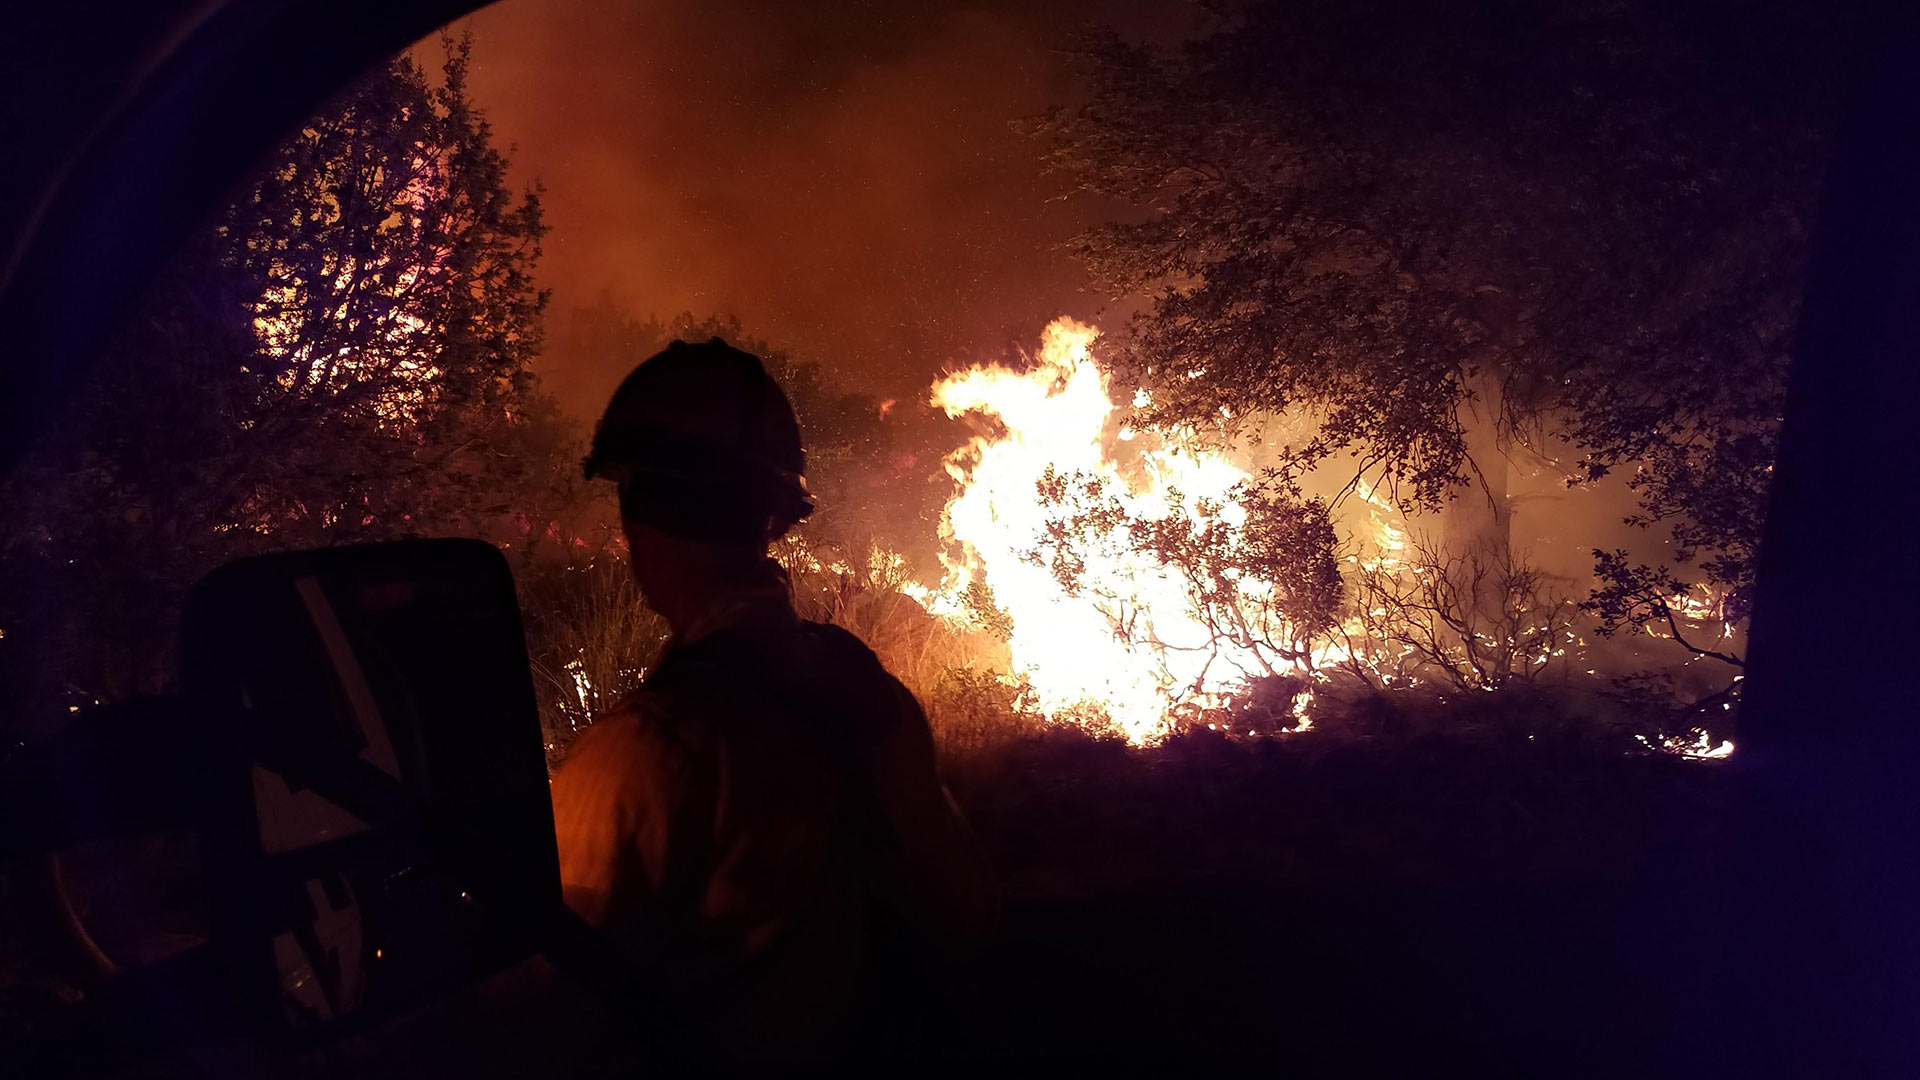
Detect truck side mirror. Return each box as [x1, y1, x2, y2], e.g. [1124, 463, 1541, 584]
[180, 538, 559, 1035]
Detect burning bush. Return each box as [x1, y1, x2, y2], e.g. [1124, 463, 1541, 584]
[923, 319, 1345, 741]
[1340, 534, 1581, 693]
[1032, 469, 1345, 677]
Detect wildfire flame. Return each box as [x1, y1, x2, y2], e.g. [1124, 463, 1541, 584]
[912, 317, 1734, 760]
[927, 318, 1291, 742]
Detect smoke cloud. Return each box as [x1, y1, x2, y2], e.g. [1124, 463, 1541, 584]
[446, 0, 1184, 418]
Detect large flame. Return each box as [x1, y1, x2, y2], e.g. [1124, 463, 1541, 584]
[928, 318, 1285, 742]
[900, 316, 1733, 760]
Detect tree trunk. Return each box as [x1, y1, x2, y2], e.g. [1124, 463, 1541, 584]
[1443, 368, 1514, 628]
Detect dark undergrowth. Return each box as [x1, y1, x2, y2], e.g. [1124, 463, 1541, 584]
[929, 715, 1733, 1071]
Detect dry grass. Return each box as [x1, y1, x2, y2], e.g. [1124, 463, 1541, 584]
[520, 540, 1048, 763]
[519, 558, 668, 768]
[777, 539, 1049, 752]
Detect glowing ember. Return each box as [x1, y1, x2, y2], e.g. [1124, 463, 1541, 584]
[927, 318, 1293, 742]
[1638, 729, 1736, 760]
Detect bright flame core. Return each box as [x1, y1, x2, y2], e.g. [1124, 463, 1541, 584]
[929, 319, 1282, 742]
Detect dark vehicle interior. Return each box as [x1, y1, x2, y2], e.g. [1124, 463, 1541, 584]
[4, 0, 1920, 1074]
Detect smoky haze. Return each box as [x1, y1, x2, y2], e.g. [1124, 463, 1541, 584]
[448, 0, 1189, 419]
[438, 0, 1705, 687]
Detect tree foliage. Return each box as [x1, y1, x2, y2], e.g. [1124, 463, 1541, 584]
[1039, 0, 1834, 658]
[1030, 468, 1344, 675]
[1581, 549, 1744, 668]
[0, 39, 557, 720]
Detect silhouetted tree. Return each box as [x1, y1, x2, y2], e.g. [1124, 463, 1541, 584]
[1347, 534, 1580, 691]
[0, 38, 556, 723]
[1039, 0, 1834, 663]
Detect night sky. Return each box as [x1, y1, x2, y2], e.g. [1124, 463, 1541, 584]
[444, 0, 1190, 418]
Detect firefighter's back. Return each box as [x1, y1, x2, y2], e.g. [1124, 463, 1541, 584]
[552, 607, 991, 1062]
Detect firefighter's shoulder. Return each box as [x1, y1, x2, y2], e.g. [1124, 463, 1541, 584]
[559, 690, 705, 779]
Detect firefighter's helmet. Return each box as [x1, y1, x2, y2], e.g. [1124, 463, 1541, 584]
[584, 338, 813, 543]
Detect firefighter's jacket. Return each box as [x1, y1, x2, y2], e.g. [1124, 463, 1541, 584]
[549, 591, 996, 1060]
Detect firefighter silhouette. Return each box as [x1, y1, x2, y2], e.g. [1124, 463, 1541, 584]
[551, 338, 996, 1061]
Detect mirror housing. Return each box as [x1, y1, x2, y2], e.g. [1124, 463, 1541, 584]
[178, 538, 559, 1035]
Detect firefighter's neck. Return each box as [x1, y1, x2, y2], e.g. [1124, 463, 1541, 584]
[625, 521, 786, 641]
